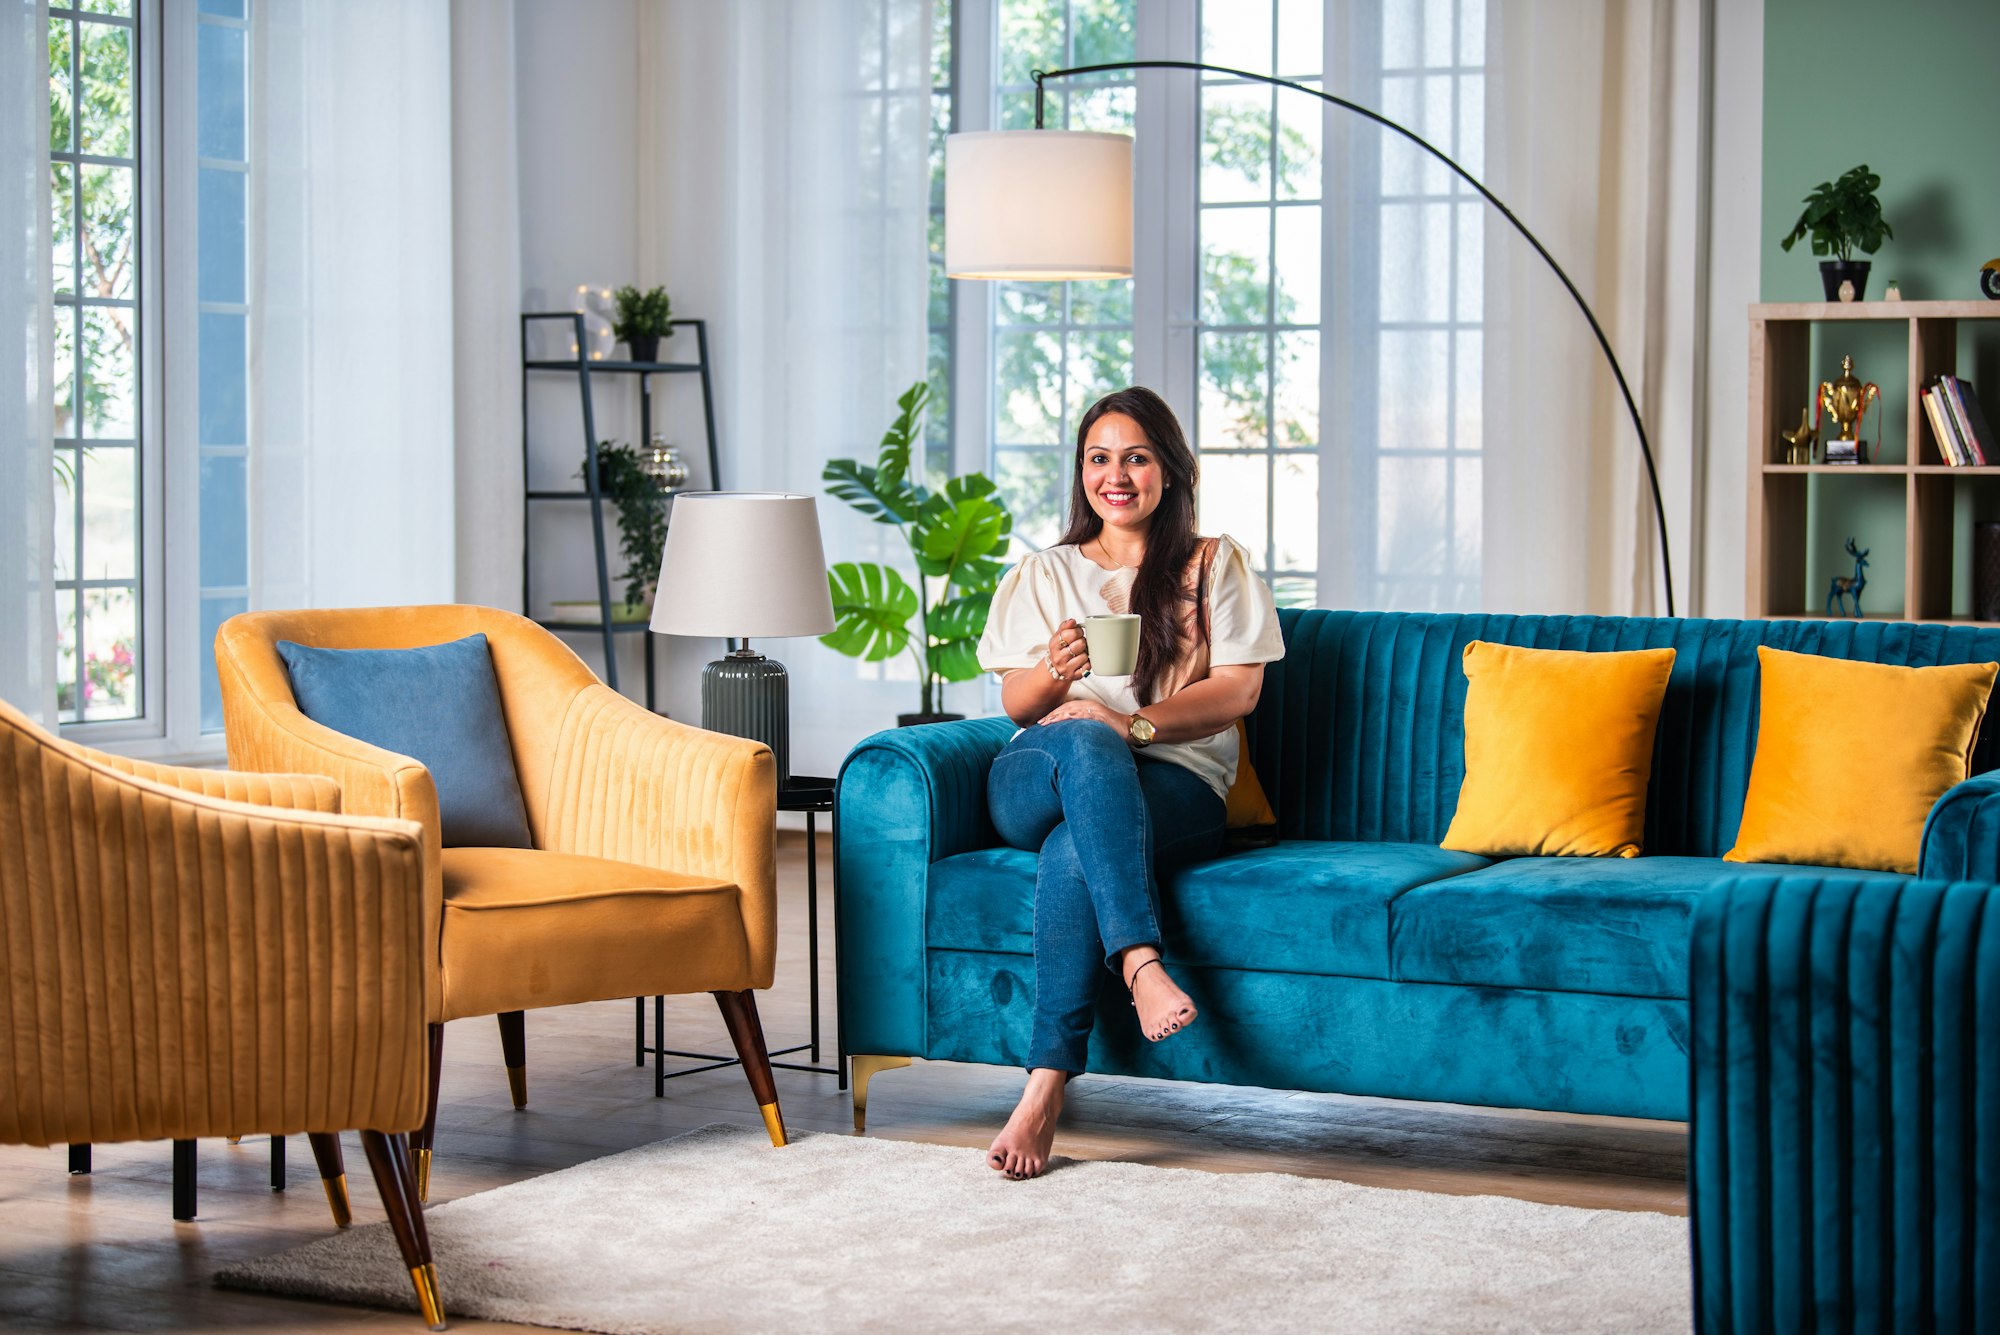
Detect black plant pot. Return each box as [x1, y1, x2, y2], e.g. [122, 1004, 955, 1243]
[1819, 259, 1871, 302]
[626, 334, 660, 364]
[897, 712, 965, 728]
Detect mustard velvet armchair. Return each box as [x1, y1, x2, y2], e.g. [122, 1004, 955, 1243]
[0, 698, 447, 1330]
[215, 605, 788, 1195]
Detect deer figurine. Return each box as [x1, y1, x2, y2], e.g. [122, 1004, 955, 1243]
[1826, 538, 1870, 617]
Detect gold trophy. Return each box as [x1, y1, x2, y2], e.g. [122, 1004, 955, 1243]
[1817, 354, 1880, 464]
[1779, 408, 1818, 465]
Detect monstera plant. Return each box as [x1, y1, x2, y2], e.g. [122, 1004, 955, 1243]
[821, 381, 1014, 722]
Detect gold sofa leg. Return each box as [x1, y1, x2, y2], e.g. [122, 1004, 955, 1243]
[850, 1055, 912, 1133]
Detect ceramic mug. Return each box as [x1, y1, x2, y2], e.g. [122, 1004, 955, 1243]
[1083, 613, 1142, 676]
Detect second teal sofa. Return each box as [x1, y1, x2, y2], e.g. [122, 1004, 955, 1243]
[836, 609, 2000, 1125]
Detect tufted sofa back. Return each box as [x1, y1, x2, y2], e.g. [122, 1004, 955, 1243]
[1247, 609, 2000, 857]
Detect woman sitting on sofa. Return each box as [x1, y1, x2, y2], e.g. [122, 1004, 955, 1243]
[974, 385, 1285, 1180]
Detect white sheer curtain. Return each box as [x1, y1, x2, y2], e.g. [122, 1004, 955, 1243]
[254, 0, 456, 615]
[650, 0, 932, 777]
[1481, 0, 1702, 615]
[1, 0, 55, 718]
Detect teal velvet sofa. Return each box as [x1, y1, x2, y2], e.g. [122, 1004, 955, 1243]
[835, 609, 2000, 1127]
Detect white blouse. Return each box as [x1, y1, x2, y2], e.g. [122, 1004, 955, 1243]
[976, 534, 1286, 799]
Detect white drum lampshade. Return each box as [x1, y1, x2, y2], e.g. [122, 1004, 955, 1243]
[945, 130, 1133, 280]
[650, 493, 835, 785]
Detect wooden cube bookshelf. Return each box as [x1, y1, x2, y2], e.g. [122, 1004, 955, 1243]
[1747, 301, 2000, 625]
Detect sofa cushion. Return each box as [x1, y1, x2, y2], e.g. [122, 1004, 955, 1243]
[927, 840, 1491, 979]
[1389, 854, 1908, 999]
[438, 847, 748, 1020]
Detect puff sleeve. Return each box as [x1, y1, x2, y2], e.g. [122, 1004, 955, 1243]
[1207, 534, 1286, 667]
[977, 554, 1059, 674]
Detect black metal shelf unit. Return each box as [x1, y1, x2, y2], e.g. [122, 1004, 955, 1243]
[519, 313, 721, 703]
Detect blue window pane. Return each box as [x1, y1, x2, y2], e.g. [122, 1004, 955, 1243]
[199, 453, 247, 587]
[199, 0, 246, 16]
[198, 166, 245, 304]
[200, 594, 248, 733]
[197, 23, 246, 160]
[199, 312, 246, 445]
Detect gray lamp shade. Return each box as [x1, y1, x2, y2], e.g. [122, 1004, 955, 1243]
[648, 492, 835, 639]
[945, 130, 1133, 280]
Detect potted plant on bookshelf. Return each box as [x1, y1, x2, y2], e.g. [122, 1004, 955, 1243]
[561, 440, 670, 623]
[820, 381, 1014, 727]
[611, 284, 673, 363]
[1780, 164, 1893, 302]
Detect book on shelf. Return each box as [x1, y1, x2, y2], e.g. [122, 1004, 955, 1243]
[1942, 375, 1997, 466]
[1924, 386, 1967, 466]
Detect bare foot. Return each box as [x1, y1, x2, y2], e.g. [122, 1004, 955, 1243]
[986, 1069, 1066, 1180]
[1123, 950, 1197, 1041]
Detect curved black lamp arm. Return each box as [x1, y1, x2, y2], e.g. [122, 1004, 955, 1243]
[1034, 60, 1675, 617]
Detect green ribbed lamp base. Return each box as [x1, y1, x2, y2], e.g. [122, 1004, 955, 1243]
[701, 651, 791, 787]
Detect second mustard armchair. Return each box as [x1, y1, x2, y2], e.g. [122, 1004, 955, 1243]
[216, 605, 788, 1198]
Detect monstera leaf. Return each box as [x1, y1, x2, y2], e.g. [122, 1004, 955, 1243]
[872, 381, 930, 494]
[822, 459, 920, 525]
[912, 474, 1012, 590]
[821, 562, 917, 662]
[925, 593, 991, 683]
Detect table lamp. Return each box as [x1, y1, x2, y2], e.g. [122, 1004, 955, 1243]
[649, 492, 835, 786]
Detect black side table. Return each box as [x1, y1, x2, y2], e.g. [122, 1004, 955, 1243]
[633, 775, 843, 1091]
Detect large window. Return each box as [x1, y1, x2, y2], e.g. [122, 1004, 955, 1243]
[49, 1, 143, 722]
[925, 0, 955, 487]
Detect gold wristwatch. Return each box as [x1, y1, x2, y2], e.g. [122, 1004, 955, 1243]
[1127, 712, 1156, 748]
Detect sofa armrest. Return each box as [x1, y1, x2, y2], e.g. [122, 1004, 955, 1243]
[1920, 769, 2000, 882]
[1690, 874, 2000, 1332]
[1, 733, 430, 1148]
[834, 716, 1014, 1057]
[87, 752, 343, 813]
[536, 683, 779, 984]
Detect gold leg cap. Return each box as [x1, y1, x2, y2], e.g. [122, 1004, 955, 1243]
[226, 1135, 242, 1145]
[410, 1261, 446, 1330]
[759, 1101, 788, 1147]
[321, 1172, 353, 1229]
[414, 1147, 432, 1202]
[506, 1064, 527, 1110]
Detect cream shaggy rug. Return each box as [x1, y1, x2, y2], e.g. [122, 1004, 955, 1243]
[218, 1123, 1690, 1334]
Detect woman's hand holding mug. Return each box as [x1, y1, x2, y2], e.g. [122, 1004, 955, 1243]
[1046, 618, 1092, 681]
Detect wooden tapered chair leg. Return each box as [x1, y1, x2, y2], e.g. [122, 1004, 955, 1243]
[711, 989, 787, 1147]
[496, 1010, 527, 1110]
[307, 1132, 353, 1227]
[359, 1131, 446, 1331]
[412, 1023, 444, 1202]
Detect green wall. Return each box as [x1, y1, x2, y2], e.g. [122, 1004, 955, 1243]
[1762, 0, 2000, 617]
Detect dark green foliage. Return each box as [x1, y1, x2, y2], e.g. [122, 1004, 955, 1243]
[611, 285, 673, 342]
[1780, 164, 1893, 263]
[821, 382, 1016, 714]
[580, 441, 670, 608]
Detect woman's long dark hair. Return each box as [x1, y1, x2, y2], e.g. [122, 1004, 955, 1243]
[1058, 386, 1202, 706]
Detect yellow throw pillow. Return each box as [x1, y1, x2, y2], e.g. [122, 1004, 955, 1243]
[1225, 719, 1277, 830]
[1441, 641, 1677, 859]
[1725, 646, 1997, 874]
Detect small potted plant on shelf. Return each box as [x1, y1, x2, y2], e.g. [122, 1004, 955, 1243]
[1780, 164, 1893, 302]
[611, 284, 673, 363]
[820, 381, 1014, 727]
[562, 440, 671, 622]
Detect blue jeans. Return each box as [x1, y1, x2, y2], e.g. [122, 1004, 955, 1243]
[987, 719, 1227, 1074]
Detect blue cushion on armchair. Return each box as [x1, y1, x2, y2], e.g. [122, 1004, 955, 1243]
[275, 633, 532, 848]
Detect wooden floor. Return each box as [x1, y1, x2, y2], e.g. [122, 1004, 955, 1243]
[0, 835, 1688, 1332]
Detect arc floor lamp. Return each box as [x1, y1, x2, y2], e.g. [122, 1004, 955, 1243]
[945, 60, 1675, 618]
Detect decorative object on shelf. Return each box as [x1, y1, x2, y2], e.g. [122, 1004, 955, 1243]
[1983, 259, 2000, 300]
[649, 492, 835, 787]
[612, 284, 673, 364]
[1818, 354, 1880, 464]
[1779, 407, 1818, 465]
[1884, 279, 1903, 301]
[819, 381, 1015, 726]
[567, 285, 617, 361]
[641, 434, 690, 491]
[1837, 279, 1856, 303]
[1825, 538, 1870, 617]
[578, 440, 674, 611]
[1779, 163, 1892, 303]
[1977, 522, 2000, 622]
[943, 60, 1678, 617]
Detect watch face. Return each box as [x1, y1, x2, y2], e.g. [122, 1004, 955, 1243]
[1131, 715, 1156, 743]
